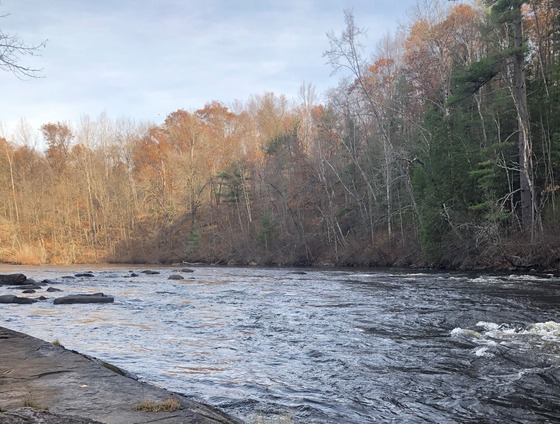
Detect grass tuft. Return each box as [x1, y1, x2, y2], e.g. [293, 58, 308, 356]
[52, 339, 63, 347]
[132, 398, 182, 412]
[23, 397, 47, 411]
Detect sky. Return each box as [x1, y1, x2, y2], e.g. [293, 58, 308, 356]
[0, 0, 419, 139]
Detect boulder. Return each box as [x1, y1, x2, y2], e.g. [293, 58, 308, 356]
[46, 287, 63, 292]
[0, 273, 27, 285]
[53, 293, 114, 305]
[8, 284, 43, 290]
[22, 289, 36, 294]
[168, 274, 185, 280]
[181, 268, 195, 273]
[75, 273, 94, 278]
[0, 295, 36, 304]
[141, 270, 160, 275]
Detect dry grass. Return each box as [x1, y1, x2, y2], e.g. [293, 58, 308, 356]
[132, 398, 182, 412]
[51, 339, 63, 347]
[23, 397, 47, 411]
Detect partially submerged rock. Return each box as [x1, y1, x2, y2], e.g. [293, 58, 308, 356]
[46, 287, 63, 292]
[0, 326, 241, 423]
[168, 274, 185, 280]
[0, 295, 36, 304]
[0, 273, 27, 285]
[53, 293, 114, 305]
[8, 284, 43, 290]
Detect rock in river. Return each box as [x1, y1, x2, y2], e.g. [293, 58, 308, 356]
[0, 273, 27, 285]
[53, 293, 114, 305]
[8, 284, 43, 290]
[46, 287, 63, 292]
[0, 295, 36, 304]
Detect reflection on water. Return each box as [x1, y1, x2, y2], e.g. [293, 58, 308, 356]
[1, 265, 560, 423]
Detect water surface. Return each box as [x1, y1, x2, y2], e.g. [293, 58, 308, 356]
[1, 265, 560, 423]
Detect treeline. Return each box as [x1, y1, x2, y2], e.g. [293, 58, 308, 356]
[1, 0, 559, 269]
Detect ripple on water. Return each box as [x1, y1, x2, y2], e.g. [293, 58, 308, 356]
[2, 266, 560, 423]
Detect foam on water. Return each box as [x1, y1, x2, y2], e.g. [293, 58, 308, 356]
[3, 265, 560, 423]
[474, 346, 495, 358]
[451, 320, 560, 363]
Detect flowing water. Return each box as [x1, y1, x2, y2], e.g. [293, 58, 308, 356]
[1, 265, 560, 423]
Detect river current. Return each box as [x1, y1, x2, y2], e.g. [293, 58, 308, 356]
[1, 265, 560, 423]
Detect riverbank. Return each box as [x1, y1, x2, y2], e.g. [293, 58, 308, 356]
[0, 326, 243, 424]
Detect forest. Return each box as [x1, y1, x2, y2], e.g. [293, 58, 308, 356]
[0, 0, 559, 270]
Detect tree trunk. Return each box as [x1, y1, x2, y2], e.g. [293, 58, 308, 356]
[513, 11, 537, 237]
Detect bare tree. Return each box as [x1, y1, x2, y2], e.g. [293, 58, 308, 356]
[0, 11, 46, 78]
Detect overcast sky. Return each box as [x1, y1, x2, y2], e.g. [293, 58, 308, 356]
[0, 0, 418, 138]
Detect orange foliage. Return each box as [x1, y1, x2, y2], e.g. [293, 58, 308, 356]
[133, 126, 170, 181]
[402, 4, 482, 107]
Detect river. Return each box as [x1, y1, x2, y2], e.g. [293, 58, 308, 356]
[1, 265, 560, 423]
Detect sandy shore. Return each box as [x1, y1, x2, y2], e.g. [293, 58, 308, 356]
[0, 326, 243, 423]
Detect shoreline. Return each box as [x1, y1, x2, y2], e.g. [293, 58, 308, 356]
[1, 260, 558, 275]
[0, 326, 243, 424]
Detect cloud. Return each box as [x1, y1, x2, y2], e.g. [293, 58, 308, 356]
[0, 0, 418, 139]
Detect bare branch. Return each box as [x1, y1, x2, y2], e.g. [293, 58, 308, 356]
[0, 14, 47, 79]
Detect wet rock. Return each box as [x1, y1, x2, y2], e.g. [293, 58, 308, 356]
[0, 273, 27, 285]
[62, 276, 76, 279]
[8, 284, 43, 290]
[0, 295, 36, 304]
[75, 273, 94, 278]
[37, 296, 48, 301]
[168, 274, 185, 280]
[181, 268, 195, 273]
[22, 289, 36, 294]
[53, 293, 114, 305]
[46, 287, 63, 292]
[142, 270, 160, 275]
[0, 407, 102, 424]
[0, 327, 242, 423]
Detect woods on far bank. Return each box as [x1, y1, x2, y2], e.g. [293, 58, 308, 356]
[1, 0, 560, 270]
